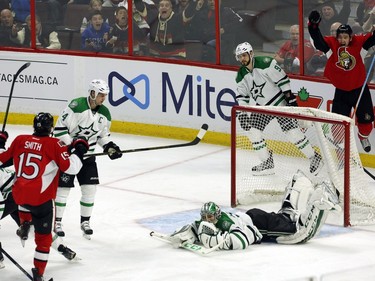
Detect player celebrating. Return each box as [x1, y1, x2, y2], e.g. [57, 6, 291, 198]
[164, 170, 340, 250]
[53, 79, 122, 239]
[0, 113, 88, 280]
[308, 11, 375, 152]
[234, 42, 323, 175]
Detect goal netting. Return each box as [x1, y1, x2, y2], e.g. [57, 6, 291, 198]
[231, 105, 375, 226]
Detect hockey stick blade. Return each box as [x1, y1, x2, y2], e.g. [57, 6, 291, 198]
[86, 124, 209, 157]
[150, 230, 221, 255]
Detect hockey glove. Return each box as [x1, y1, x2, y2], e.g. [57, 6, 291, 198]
[284, 91, 298, 107]
[103, 141, 122, 160]
[308, 10, 321, 27]
[0, 131, 8, 149]
[283, 57, 294, 73]
[70, 137, 89, 160]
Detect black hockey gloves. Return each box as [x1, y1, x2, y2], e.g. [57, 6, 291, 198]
[103, 141, 122, 160]
[0, 131, 8, 149]
[70, 137, 89, 160]
[284, 91, 298, 107]
[308, 10, 321, 27]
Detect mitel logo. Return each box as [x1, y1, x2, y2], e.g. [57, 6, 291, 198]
[162, 72, 236, 121]
[108, 71, 150, 109]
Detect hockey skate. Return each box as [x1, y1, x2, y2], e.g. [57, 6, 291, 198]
[57, 244, 79, 261]
[360, 138, 371, 152]
[251, 151, 274, 175]
[54, 220, 65, 237]
[309, 151, 323, 175]
[16, 221, 31, 247]
[81, 221, 93, 240]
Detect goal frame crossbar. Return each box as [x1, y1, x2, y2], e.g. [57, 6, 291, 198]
[231, 105, 352, 226]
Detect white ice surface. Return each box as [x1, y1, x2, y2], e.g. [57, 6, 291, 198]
[0, 124, 375, 281]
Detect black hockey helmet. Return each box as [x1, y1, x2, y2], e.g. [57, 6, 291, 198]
[33, 112, 54, 136]
[336, 24, 353, 37]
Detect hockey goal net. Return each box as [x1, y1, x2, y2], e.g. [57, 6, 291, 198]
[231, 105, 375, 226]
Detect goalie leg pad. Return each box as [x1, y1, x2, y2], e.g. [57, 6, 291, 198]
[170, 224, 198, 246]
[280, 171, 313, 219]
[276, 204, 328, 244]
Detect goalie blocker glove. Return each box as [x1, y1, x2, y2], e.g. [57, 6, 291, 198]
[0, 131, 8, 149]
[103, 141, 122, 160]
[69, 136, 89, 160]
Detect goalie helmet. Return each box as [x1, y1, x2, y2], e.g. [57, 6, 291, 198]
[33, 112, 54, 136]
[200, 202, 221, 223]
[235, 42, 253, 61]
[88, 79, 110, 100]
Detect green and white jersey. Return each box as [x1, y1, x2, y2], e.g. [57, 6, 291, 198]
[235, 56, 291, 106]
[0, 167, 15, 219]
[193, 211, 262, 250]
[53, 97, 112, 154]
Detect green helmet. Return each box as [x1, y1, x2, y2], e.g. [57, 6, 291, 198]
[200, 202, 221, 222]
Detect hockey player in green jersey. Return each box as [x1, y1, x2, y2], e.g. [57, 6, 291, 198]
[164, 170, 340, 250]
[234, 42, 323, 175]
[53, 79, 123, 239]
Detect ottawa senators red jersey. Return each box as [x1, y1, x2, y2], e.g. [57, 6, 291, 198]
[324, 33, 371, 91]
[0, 135, 82, 206]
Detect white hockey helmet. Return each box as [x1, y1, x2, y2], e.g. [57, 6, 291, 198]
[88, 79, 110, 99]
[235, 42, 253, 61]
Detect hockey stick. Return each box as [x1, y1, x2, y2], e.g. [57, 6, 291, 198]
[0, 243, 33, 280]
[1, 62, 31, 132]
[321, 126, 375, 181]
[150, 231, 223, 255]
[364, 167, 375, 181]
[351, 55, 375, 119]
[86, 123, 209, 157]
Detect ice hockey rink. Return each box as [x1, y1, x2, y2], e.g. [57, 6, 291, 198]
[1, 124, 375, 281]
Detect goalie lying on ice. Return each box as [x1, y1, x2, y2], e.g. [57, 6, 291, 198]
[169, 171, 340, 250]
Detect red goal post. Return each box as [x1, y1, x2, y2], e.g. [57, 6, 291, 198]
[231, 105, 375, 226]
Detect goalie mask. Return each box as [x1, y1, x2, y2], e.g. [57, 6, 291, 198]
[201, 202, 221, 223]
[88, 79, 110, 100]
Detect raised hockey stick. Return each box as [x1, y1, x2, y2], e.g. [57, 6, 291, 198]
[2, 62, 31, 132]
[351, 55, 375, 119]
[150, 231, 223, 255]
[321, 125, 375, 182]
[0, 243, 33, 280]
[86, 124, 209, 157]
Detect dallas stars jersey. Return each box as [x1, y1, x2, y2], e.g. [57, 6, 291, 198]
[235, 56, 291, 106]
[0, 167, 14, 219]
[193, 211, 262, 250]
[53, 97, 112, 154]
